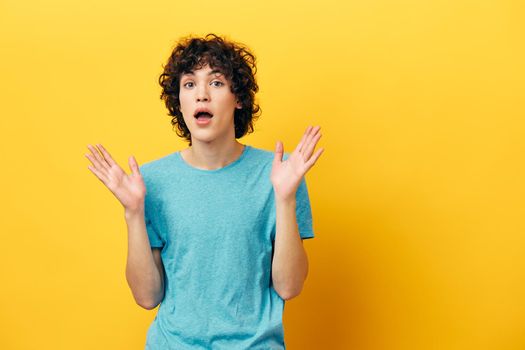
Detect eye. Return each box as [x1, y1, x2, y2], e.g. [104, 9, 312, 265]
[211, 80, 224, 87]
[183, 81, 194, 88]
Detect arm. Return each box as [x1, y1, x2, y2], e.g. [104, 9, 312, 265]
[270, 125, 324, 300]
[125, 208, 165, 310]
[271, 197, 309, 300]
[85, 143, 164, 310]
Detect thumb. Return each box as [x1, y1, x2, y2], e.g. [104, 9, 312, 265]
[273, 141, 283, 165]
[129, 156, 140, 176]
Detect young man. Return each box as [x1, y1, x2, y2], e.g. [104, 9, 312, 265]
[86, 33, 323, 349]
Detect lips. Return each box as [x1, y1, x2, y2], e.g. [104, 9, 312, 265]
[194, 107, 214, 119]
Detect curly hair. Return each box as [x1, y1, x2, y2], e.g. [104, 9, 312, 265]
[158, 33, 261, 146]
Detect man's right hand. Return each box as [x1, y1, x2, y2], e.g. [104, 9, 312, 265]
[85, 144, 146, 212]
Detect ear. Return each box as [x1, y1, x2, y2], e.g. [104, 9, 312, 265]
[236, 100, 242, 109]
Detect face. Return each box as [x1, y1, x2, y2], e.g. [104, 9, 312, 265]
[179, 63, 242, 145]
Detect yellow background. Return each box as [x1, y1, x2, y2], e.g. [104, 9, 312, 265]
[1, 0, 524, 349]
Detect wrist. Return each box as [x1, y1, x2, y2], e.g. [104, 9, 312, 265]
[124, 205, 145, 221]
[275, 195, 296, 206]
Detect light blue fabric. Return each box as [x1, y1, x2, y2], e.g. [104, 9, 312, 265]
[139, 144, 315, 350]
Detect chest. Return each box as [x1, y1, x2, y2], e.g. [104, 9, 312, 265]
[154, 177, 276, 256]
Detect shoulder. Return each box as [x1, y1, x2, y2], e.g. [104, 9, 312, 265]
[243, 145, 286, 174]
[239, 145, 294, 185]
[138, 151, 177, 181]
[246, 145, 293, 162]
[246, 145, 273, 160]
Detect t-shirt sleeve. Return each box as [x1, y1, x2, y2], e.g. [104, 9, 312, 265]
[145, 209, 164, 248]
[296, 176, 315, 240]
[140, 164, 165, 249]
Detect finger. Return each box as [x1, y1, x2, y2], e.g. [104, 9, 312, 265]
[305, 147, 324, 170]
[129, 156, 141, 176]
[296, 126, 312, 152]
[273, 141, 284, 166]
[302, 131, 322, 161]
[87, 164, 109, 184]
[93, 144, 112, 169]
[97, 143, 117, 167]
[85, 152, 109, 178]
[300, 126, 321, 157]
[87, 144, 111, 171]
[295, 126, 313, 154]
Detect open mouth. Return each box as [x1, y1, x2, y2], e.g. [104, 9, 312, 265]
[194, 111, 214, 120]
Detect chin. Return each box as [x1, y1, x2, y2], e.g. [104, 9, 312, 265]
[189, 132, 217, 144]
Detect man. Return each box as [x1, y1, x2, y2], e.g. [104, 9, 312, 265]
[86, 33, 323, 349]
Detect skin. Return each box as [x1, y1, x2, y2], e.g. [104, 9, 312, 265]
[85, 143, 145, 212]
[85, 62, 325, 302]
[178, 63, 245, 170]
[85, 144, 163, 309]
[270, 126, 324, 299]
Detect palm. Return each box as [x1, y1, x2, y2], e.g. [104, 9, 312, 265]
[85, 144, 146, 211]
[105, 165, 146, 209]
[271, 126, 324, 201]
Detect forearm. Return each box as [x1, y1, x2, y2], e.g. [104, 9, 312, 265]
[124, 207, 164, 309]
[271, 196, 309, 300]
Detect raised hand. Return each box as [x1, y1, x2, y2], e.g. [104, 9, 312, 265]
[271, 125, 324, 201]
[85, 144, 146, 212]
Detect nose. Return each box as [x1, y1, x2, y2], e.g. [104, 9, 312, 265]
[196, 83, 209, 102]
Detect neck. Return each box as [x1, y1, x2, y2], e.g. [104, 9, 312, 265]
[182, 139, 245, 171]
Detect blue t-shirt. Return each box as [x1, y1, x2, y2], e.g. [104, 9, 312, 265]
[139, 144, 315, 350]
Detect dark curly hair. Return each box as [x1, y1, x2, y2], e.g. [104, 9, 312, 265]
[158, 33, 261, 146]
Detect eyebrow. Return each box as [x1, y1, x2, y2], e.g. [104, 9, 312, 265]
[182, 69, 224, 77]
